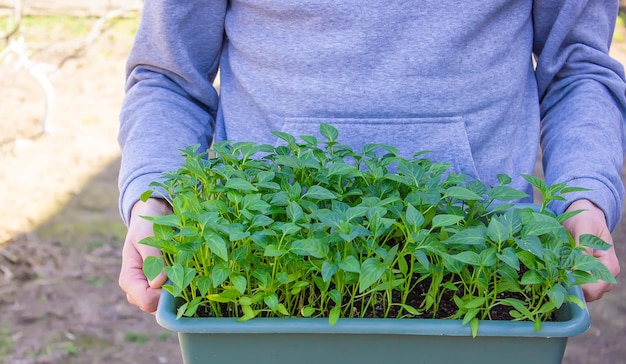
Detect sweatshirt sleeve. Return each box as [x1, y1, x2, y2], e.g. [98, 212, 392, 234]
[533, 0, 626, 230]
[118, 1, 226, 225]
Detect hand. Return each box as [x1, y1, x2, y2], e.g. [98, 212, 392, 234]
[562, 199, 620, 302]
[119, 198, 172, 314]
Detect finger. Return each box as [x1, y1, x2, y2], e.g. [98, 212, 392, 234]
[582, 248, 619, 301]
[127, 215, 168, 288]
[127, 293, 157, 316]
[148, 268, 168, 289]
[582, 280, 614, 302]
[131, 240, 167, 288]
[119, 239, 162, 313]
[594, 248, 621, 278]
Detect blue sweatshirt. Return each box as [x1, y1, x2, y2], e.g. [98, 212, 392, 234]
[119, 0, 626, 230]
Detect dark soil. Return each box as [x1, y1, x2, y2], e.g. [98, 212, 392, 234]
[197, 273, 552, 322]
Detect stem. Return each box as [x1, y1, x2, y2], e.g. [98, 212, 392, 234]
[384, 269, 393, 317]
[401, 255, 416, 308]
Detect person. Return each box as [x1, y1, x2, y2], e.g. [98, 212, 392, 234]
[118, 1, 624, 314]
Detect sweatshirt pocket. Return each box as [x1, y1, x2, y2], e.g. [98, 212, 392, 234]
[278, 116, 480, 179]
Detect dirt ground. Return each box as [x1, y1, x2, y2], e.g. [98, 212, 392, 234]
[0, 14, 625, 364]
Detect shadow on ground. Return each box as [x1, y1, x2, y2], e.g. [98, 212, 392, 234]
[0, 158, 181, 364]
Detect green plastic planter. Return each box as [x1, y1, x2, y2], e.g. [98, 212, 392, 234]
[156, 285, 590, 364]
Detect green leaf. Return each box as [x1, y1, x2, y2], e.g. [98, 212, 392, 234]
[264, 244, 285, 257]
[578, 234, 613, 250]
[444, 226, 487, 246]
[413, 249, 430, 270]
[272, 130, 297, 145]
[328, 162, 356, 176]
[398, 160, 425, 182]
[320, 123, 339, 142]
[405, 204, 425, 230]
[464, 296, 487, 309]
[176, 302, 189, 320]
[560, 186, 590, 194]
[515, 236, 545, 258]
[431, 214, 464, 229]
[359, 258, 386, 293]
[273, 222, 302, 236]
[384, 245, 400, 265]
[264, 293, 279, 312]
[397, 253, 409, 275]
[303, 185, 337, 200]
[244, 195, 271, 212]
[142, 256, 164, 281]
[345, 206, 370, 222]
[573, 254, 605, 271]
[147, 214, 182, 228]
[287, 201, 304, 223]
[500, 298, 534, 319]
[570, 270, 598, 285]
[590, 263, 618, 284]
[479, 247, 497, 267]
[568, 294, 586, 310]
[276, 272, 290, 284]
[291, 239, 328, 259]
[488, 185, 529, 201]
[555, 209, 583, 224]
[290, 281, 310, 295]
[153, 223, 176, 241]
[276, 155, 303, 170]
[207, 293, 236, 303]
[212, 263, 230, 288]
[140, 189, 155, 202]
[372, 278, 406, 292]
[165, 265, 196, 292]
[322, 261, 339, 282]
[300, 135, 318, 146]
[516, 250, 536, 269]
[522, 174, 547, 193]
[450, 251, 482, 266]
[470, 317, 479, 338]
[225, 178, 258, 192]
[257, 181, 281, 190]
[196, 276, 212, 297]
[183, 297, 202, 317]
[392, 304, 416, 316]
[238, 305, 258, 322]
[229, 227, 250, 242]
[547, 284, 567, 309]
[329, 306, 341, 326]
[301, 306, 316, 317]
[205, 231, 229, 261]
[338, 256, 361, 273]
[520, 270, 543, 285]
[444, 186, 483, 201]
[521, 212, 562, 237]
[497, 247, 520, 271]
[231, 275, 247, 294]
[487, 217, 510, 243]
[251, 214, 274, 228]
[276, 303, 289, 316]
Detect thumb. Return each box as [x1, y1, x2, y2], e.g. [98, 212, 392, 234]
[119, 198, 172, 313]
[130, 198, 172, 288]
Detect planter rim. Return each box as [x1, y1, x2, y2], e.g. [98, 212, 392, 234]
[156, 285, 590, 338]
